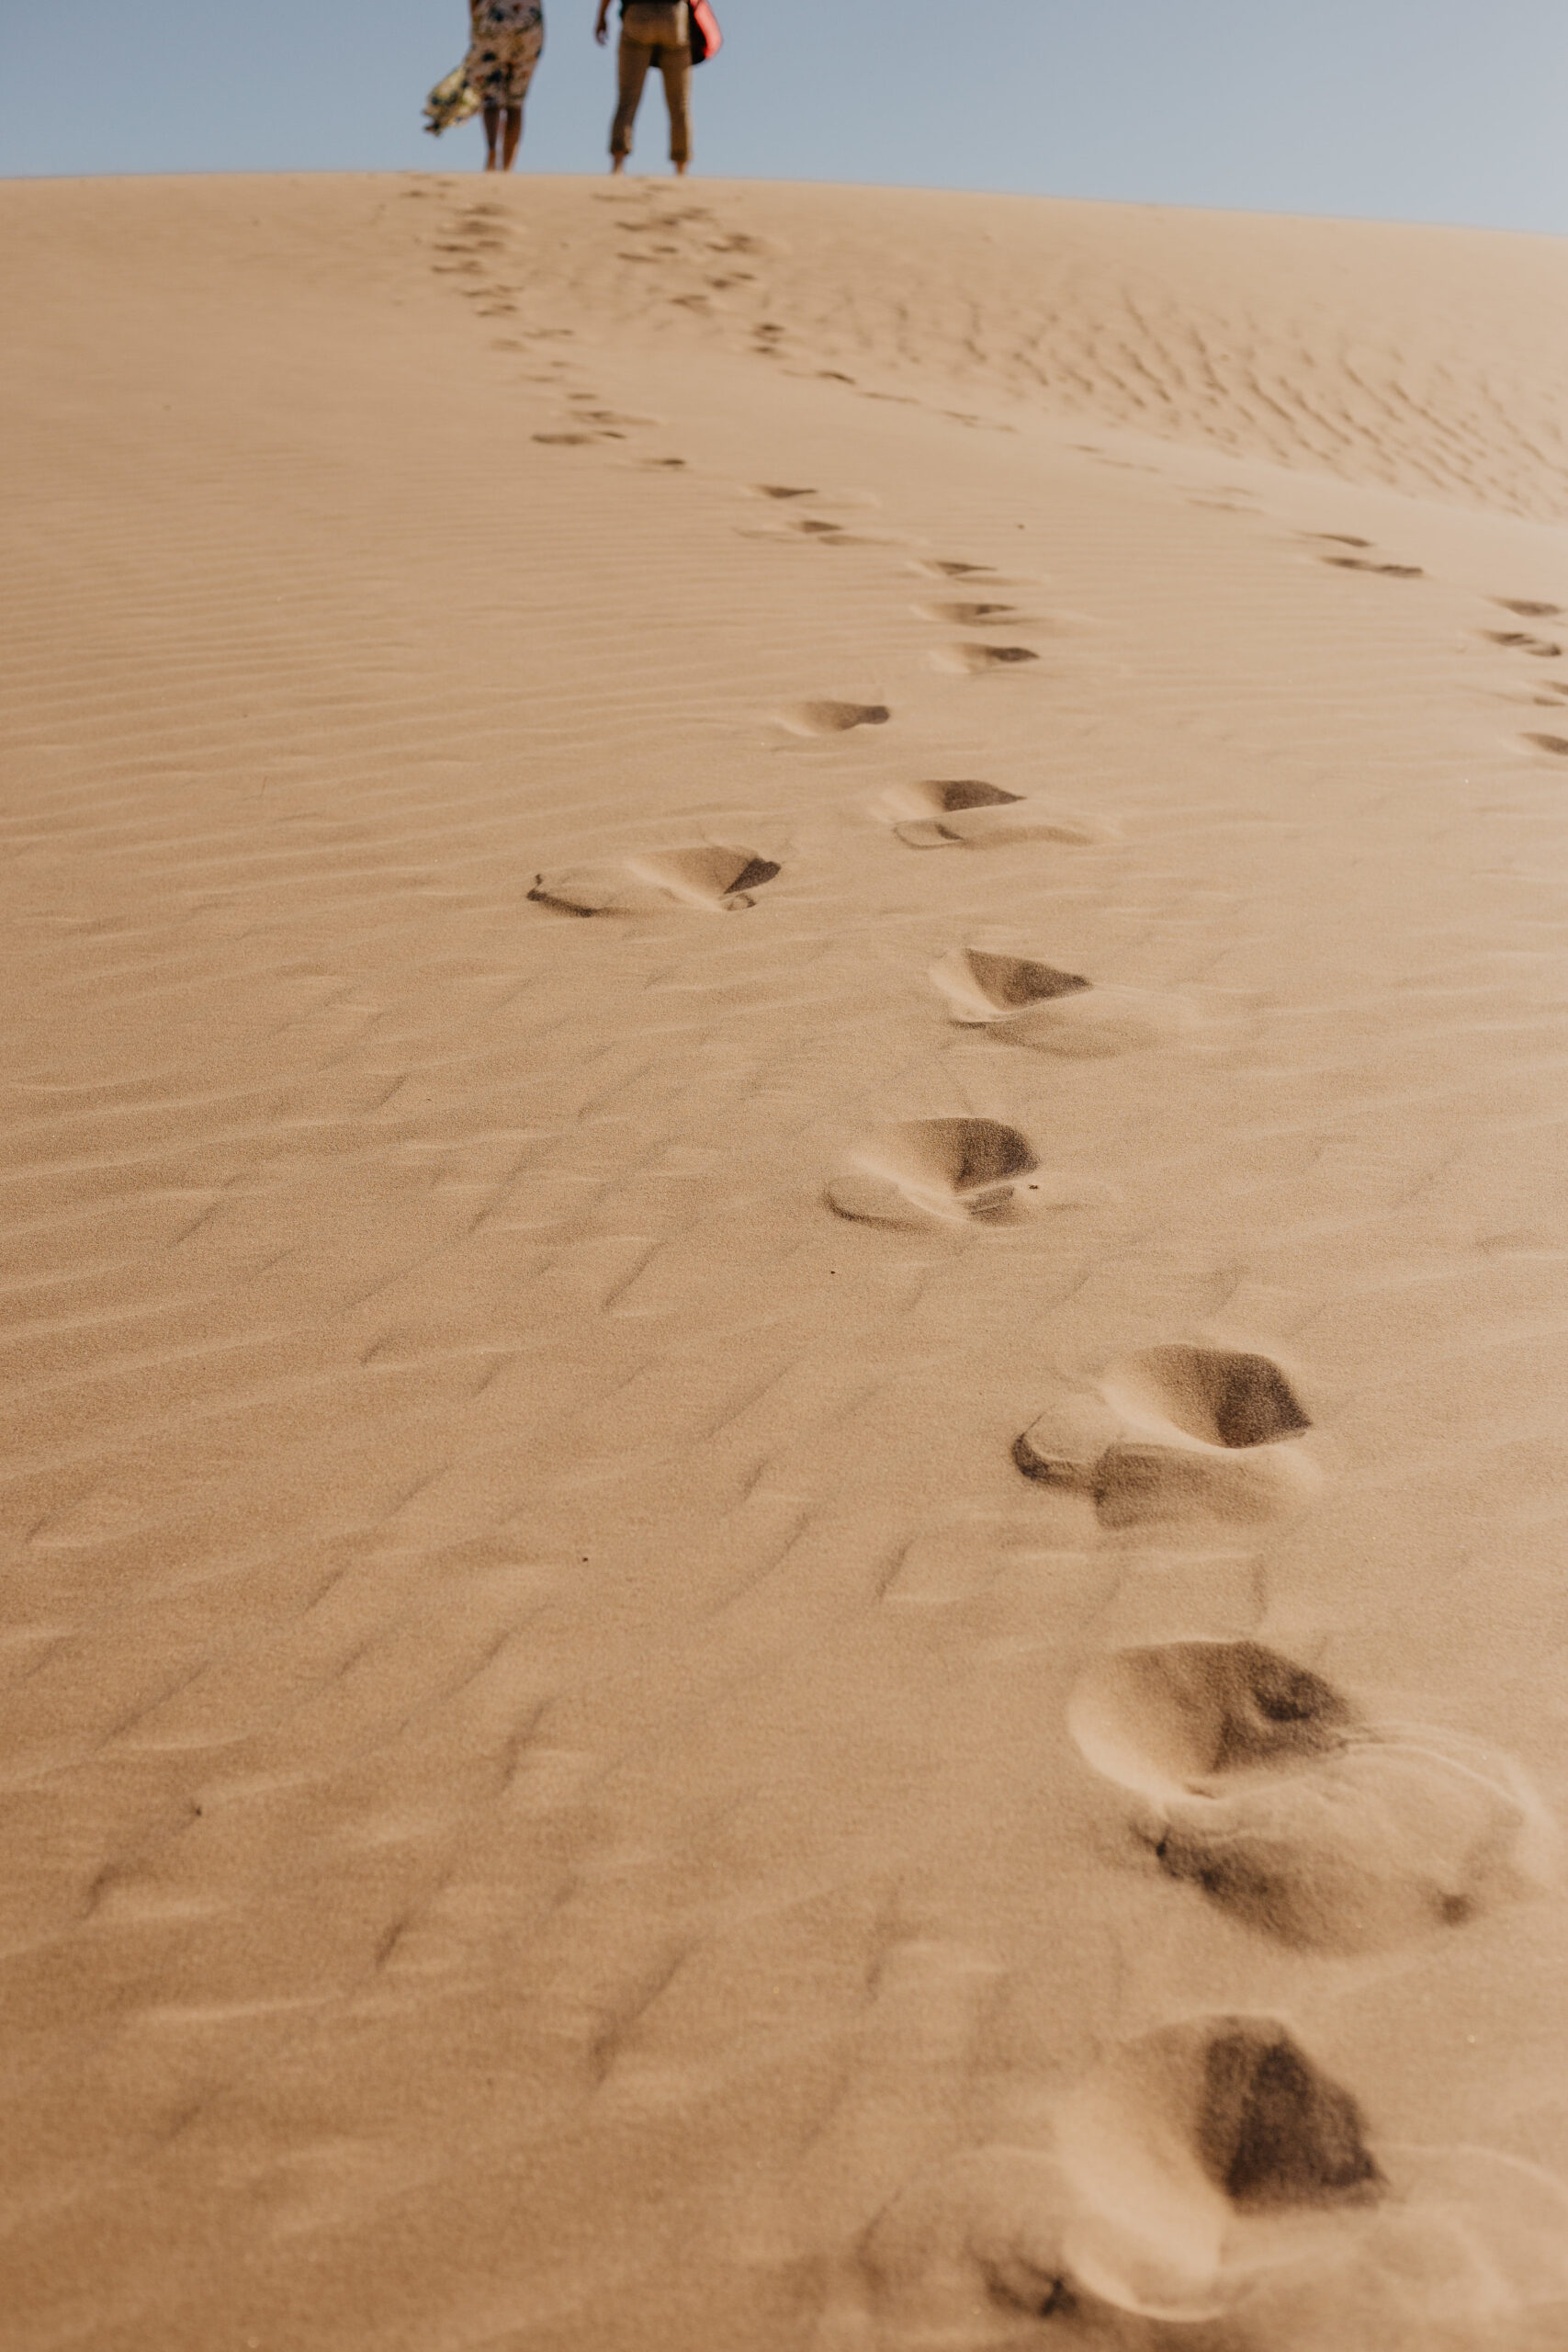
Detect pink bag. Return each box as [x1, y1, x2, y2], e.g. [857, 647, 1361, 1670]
[689, 0, 722, 62]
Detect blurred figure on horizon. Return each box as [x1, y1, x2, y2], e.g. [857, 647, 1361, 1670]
[596, 0, 691, 177]
[466, 0, 546, 170]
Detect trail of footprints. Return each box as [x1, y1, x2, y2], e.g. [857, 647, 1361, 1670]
[1483, 595, 1568, 756]
[1299, 524, 1568, 760]
[414, 171, 1568, 782]
[502, 302, 1568, 2341]
[1458, 583, 1568, 754]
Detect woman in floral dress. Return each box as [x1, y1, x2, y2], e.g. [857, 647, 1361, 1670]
[444, 0, 546, 171]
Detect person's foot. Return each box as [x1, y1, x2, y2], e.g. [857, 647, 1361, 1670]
[610, 155, 626, 173]
[674, 161, 688, 175]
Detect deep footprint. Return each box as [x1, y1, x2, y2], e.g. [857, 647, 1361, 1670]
[1522, 732, 1568, 756]
[572, 407, 661, 429]
[863, 2015, 1393, 2344]
[1068, 1638, 1561, 1952]
[773, 699, 890, 735]
[1077, 2016, 1383, 2214]
[1014, 1343, 1320, 1527]
[913, 600, 1022, 625]
[1321, 556, 1424, 578]
[1071, 1640, 1353, 1798]
[826, 1118, 1105, 1229]
[528, 845, 780, 916]
[1483, 629, 1562, 657]
[930, 641, 1041, 673]
[931, 947, 1192, 1055]
[936, 948, 1090, 1010]
[880, 780, 1108, 850]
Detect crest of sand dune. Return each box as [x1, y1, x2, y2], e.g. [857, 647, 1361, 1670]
[5, 173, 1568, 2351]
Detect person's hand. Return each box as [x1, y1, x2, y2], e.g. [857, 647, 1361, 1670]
[594, 5, 610, 42]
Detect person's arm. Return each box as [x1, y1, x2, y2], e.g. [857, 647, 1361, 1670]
[594, 0, 612, 44]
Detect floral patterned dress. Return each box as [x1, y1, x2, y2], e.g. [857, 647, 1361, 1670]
[424, 0, 544, 132]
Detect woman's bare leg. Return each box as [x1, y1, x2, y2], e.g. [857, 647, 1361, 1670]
[481, 104, 502, 168]
[502, 106, 524, 168]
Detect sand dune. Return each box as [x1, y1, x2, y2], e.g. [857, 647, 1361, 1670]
[4, 172, 1568, 2350]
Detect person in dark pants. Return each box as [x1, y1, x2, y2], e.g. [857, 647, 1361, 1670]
[595, 0, 691, 175]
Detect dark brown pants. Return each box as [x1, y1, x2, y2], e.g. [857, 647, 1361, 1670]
[612, 2, 691, 165]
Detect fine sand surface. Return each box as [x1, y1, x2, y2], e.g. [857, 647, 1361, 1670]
[6, 172, 1568, 2351]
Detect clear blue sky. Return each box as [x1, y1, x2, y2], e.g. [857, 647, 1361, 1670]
[2, 0, 1565, 233]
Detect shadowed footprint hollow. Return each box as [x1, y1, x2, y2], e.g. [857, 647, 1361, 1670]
[1068, 1637, 1562, 1952]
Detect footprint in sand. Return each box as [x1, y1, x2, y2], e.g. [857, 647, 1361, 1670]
[1069, 1639, 1560, 1954]
[825, 1119, 1109, 1231]
[931, 947, 1193, 1056]
[913, 599, 1031, 626]
[1521, 731, 1568, 757]
[527, 846, 780, 916]
[773, 698, 890, 737]
[1014, 1343, 1322, 1528]
[860, 2015, 1568, 2349]
[910, 557, 999, 580]
[1321, 555, 1425, 578]
[740, 487, 891, 547]
[1483, 629, 1562, 659]
[878, 780, 1110, 850]
[571, 407, 663, 431]
[1495, 598, 1563, 619]
[746, 514, 903, 549]
[930, 642, 1042, 674]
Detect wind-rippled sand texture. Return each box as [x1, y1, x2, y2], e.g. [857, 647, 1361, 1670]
[4, 174, 1568, 2351]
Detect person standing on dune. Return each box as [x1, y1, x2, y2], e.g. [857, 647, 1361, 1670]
[466, 0, 546, 170]
[596, 0, 691, 176]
